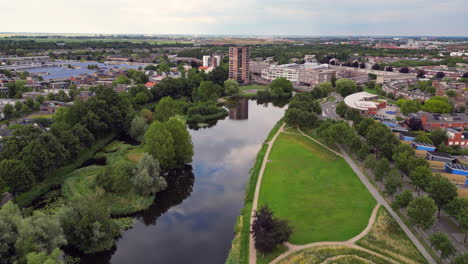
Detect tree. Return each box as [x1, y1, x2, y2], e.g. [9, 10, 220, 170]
[140, 109, 153, 122]
[193, 81, 220, 101]
[58, 197, 120, 254]
[335, 79, 358, 97]
[384, 169, 402, 200]
[417, 70, 426, 78]
[130, 115, 148, 142]
[446, 90, 457, 98]
[374, 158, 390, 182]
[457, 206, 468, 243]
[414, 134, 433, 144]
[410, 166, 433, 196]
[372, 63, 381, 70]
[429, 232, 456, 260]
[251, 205, 292, 253]
[26, 248, 64, 264]
[224, 79, 240, 96]
[396, 99, 421, 115]
[335, 101, 348, 117]
[112, 75, 131, 86]
[0, 201, 22, 264]
[135, 91, 149, 104]
[0, 159, 35, 196]
[144, 121, 176, 170]
[270, 78, 293, 98]
[16, 211, 67, 258]
[435, 72, 445, 79]
[357, 143, 370, 161]
[392, 190, 414, 210]
[422, 96, 452, 113]
[2, 103, 14, 119]
[133, 153, 167, 196]
[153, 96, 181, 122]
[407, 196, 437, 230]
[428, 176, 458, 217]
[95, 163, 134, 193]
[363, 155, 377, 170]
[165, 117, 194, 165]
[431, 129, 448, 146]
[319, 81, 333, 94]
[399, 67, 409, 73]
[452, 252, 468, 264]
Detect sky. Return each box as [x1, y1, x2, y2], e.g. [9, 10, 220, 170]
[1, 0, 467, 36]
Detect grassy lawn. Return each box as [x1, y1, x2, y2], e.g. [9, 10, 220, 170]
[29, 114, 54, 119]
[257, 244, 288, 264]
[277, 245, 392, 264]
[364, 88, 378, 95]
[357, 207, 428, 264]
[258, 133, 376, 245]
[238, 85, 269, 96]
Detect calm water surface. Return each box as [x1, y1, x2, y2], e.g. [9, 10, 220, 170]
[78, 99, 286, 264]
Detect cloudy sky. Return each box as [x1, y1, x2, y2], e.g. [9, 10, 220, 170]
[2, 0, 467, 36]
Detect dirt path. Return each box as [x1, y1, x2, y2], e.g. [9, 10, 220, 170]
[249, 123, 286, 264]
[269, 205, 385, 264]
[320, 254, 375, 264]
[296, 127, 343, 157]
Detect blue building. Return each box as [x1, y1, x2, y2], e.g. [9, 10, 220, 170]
[411, 141, 436, 151]
[445, 163, 468, 177]
[399, 131, 415, 142]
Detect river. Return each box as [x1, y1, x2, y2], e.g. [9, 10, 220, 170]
[76, 98, 287, 264]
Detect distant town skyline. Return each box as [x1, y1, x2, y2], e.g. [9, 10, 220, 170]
[3, 0, 468, 36]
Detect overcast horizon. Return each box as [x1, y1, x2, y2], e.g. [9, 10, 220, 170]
[2, 0, 468, 36]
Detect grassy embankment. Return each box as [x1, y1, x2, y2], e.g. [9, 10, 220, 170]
[62, 140, 152, 216]
[225, 119, 284, 264]
[277, 245, 392, 264]
[357, 207, 428, 264]
[16, 134, 115, 208]
[258, 133, 375, 243]
[237, 85, 269, 97]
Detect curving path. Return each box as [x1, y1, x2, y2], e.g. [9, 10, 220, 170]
[248, 127, 436, 264]
[249, 123, 286, 264]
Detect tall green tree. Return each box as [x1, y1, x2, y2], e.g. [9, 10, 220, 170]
[165, 117, 194, 165]
[428, 176, 458, 217]
[452, 252, 468, 264]
[154, 96, 182, 122]
[335, 101, 348, 117]
[407, 196, 437, 230]
[144, 121, 176, 170]
[392, 190, 414, 210]
[130, 115, 148, 142]
[133, 153, 167, 196]
[409, 166, 433, 196]
[384, 169, 403, 200]
[224, 79, 239, 95]
[0, 159, 35, 196]
[58, 197, 120, 254]
[335, 79, 358, 97]
[429, 232, 456, 260]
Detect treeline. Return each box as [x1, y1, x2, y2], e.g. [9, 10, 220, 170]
[316, 116, 468, 261]
[0, 86, 133, 197]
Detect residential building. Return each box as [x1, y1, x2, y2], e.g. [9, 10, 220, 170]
[202, 55, 222, 68]
[447, 128, 468, 147]
[297, 68, 335, 87]
[229, 47, 250, 84]
[407, 112, 468, 130]
[261, 64, 300, 82]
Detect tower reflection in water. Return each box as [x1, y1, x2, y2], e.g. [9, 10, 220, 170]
[229, 98, 249, 120]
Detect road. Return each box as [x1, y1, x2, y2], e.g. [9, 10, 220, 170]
[321, 93, 342, 120]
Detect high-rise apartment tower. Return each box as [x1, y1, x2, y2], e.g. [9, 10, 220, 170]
[228, 47, 250, 84]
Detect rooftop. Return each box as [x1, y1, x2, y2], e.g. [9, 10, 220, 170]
[344, 92, 384, 111]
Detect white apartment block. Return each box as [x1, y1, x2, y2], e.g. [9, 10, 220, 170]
[203, 55, 222, 67]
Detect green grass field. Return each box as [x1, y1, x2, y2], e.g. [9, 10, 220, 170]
[238, 85, 269, 96]
[258, 133, 376, 245]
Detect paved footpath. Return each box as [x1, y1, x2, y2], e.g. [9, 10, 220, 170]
[338, 145, 437, 264]
[249, 123, 286, 264]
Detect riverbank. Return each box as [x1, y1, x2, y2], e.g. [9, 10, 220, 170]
[15, 133, 116, 208]
[226, 119, 284, 264]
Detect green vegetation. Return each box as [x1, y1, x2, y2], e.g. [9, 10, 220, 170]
[257, 245, 288, 264]
[238, 84, 269, 96]
[258, 133, 375, 244]
[357, 207, 428, 264]
[277, 245, 393, 264]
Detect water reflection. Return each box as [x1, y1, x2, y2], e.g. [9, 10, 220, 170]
[228, 98, 249, 120]
[138, 165, 195, 225]
[82, 99, 286, 264]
